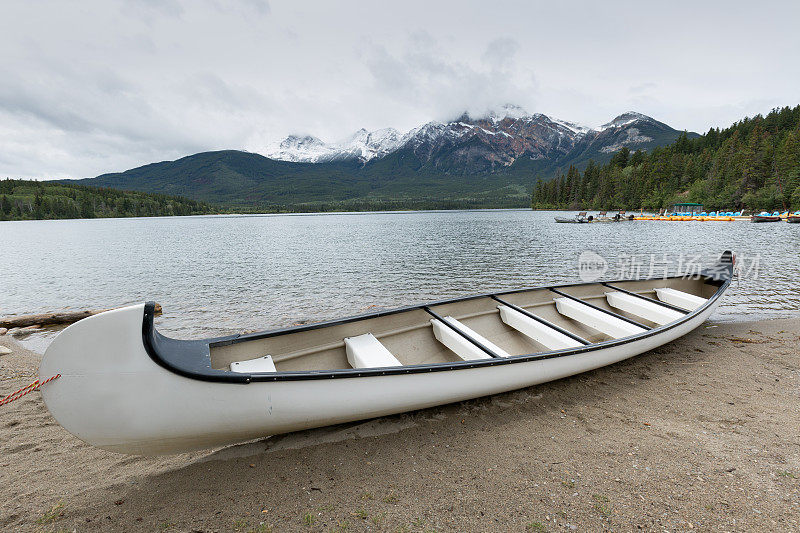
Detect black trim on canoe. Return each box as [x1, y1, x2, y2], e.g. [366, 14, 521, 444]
[143, 304, 250, 383]
[490, 295, 591, 345]
[599, 283, 691, 314]
[141, 252, 734, 383]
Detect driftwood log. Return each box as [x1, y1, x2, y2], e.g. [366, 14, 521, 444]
[0, 303, 162, 329]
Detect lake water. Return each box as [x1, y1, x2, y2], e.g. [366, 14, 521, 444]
[2, 210, 798, 350]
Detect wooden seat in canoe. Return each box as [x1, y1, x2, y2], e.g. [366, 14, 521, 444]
[553, 297, 648, 338]
[230, 355, 276, 373]
[497, 305, 584, 350]
[604, 291, 685, 325]
[430, 316, 509, 360]
[344, 333, 403, 368]
[654, 288, 707, 311]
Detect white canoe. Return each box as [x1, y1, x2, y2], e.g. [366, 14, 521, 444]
[39, 252, 734, 455]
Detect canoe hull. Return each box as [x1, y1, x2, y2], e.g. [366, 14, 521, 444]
[40, 294, 724, 455]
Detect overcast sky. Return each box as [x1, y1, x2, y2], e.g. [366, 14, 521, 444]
[2, 0, 799, 179]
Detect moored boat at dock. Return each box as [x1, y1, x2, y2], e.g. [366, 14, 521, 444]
[554, 211, 591, 223]
[751, 211, 782, 222]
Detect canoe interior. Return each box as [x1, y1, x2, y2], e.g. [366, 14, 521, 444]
[209, 276, 719, 373]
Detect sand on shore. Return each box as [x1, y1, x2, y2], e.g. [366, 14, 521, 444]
[1, 318, 798, 532]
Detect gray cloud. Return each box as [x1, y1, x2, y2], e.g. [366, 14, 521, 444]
[1, 0, 799, 178]
[124, 0, 184, 18]
[482, 38, 520, 69]
[362, 33, 537, 123]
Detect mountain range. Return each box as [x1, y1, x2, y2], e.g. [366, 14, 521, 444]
[76, 106, 696, 210]
[265, 106, 671, 169]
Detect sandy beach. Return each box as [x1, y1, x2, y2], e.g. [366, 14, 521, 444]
[1, 318, 798, 532]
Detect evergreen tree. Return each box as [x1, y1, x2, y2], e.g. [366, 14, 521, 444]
[629, 149, 645, 167]
[610, 146, 630, 168]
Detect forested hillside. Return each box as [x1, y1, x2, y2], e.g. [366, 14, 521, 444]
[0, 179, 217, 221]
[531, 105, 800, 211]
[78, 150, 532, 211]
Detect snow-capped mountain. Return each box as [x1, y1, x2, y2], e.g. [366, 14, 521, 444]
[599, 111, 655, 131]
[395, 109, 593, 173]
[264, 106, 680, 172]
[265, 128, 404, 163]
[266, 135, 332, 163]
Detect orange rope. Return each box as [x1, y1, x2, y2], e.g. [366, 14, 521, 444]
[0, 374, 60, 407]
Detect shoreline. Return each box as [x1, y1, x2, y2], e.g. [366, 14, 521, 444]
[2, 317, 798, 531]
[0, 207, 537, 224]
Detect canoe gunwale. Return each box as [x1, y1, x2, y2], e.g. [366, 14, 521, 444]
[142, 255, 733, 384]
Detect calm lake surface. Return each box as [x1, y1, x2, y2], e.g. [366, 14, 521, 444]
[2, 210, 798, 350]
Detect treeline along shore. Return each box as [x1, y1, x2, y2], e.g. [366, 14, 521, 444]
[0, 180, 216, 221]
[0, 177, 529, 220]
[533, 105, 800, 211]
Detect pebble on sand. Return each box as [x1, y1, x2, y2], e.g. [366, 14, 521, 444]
[0, 346, 12, 356]
[0, 327, 7, 335]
